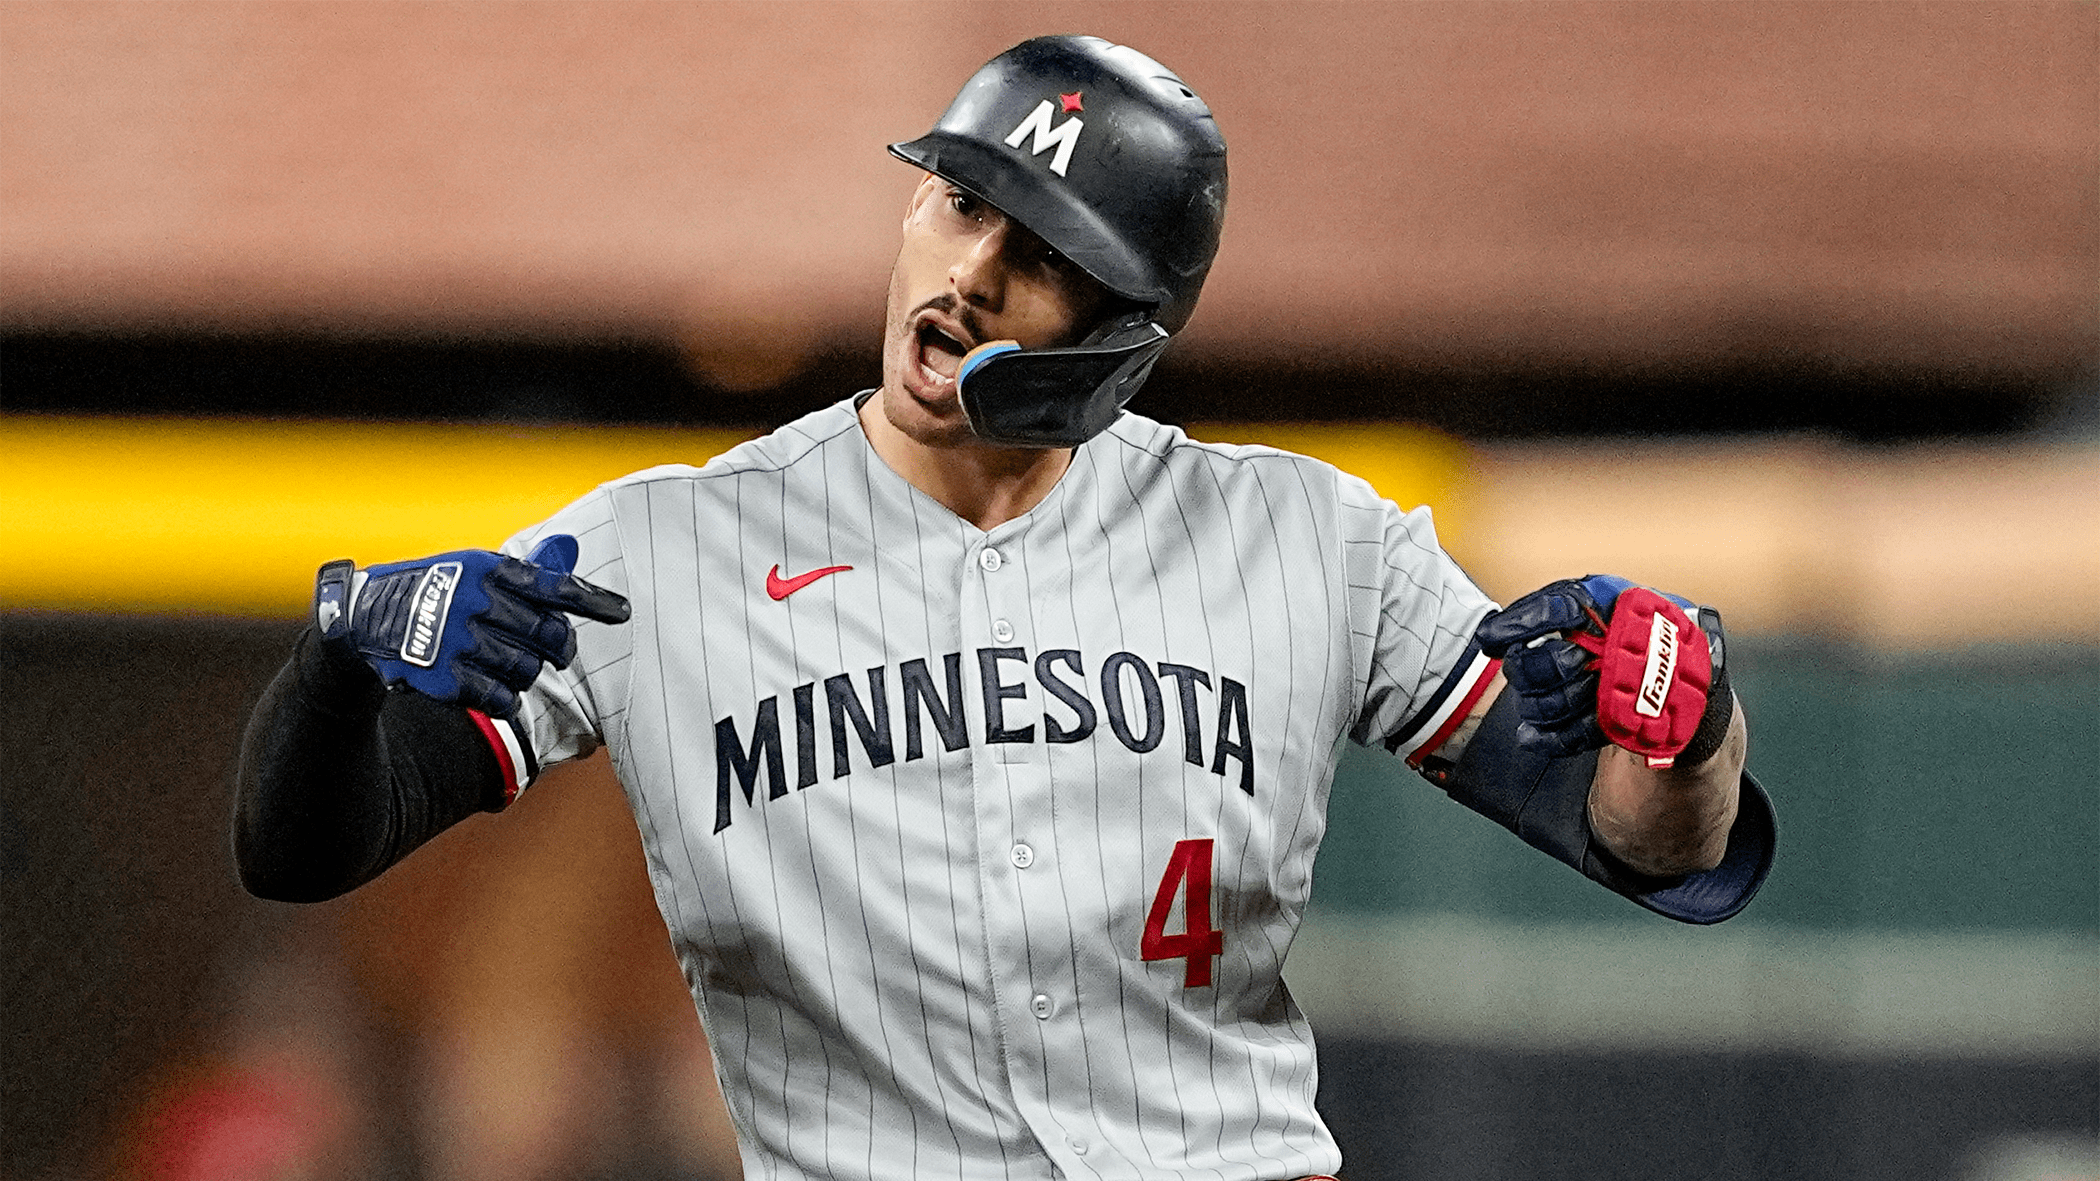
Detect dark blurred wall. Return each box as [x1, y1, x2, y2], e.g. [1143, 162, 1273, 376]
[1, 618, 305, 1177]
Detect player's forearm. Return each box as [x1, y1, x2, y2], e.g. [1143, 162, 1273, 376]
[1586, 696, 1747, 877]
[233, 628, 499, 902]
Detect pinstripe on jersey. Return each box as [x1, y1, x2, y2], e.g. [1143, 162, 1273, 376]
[504, 396, 1496, 1181]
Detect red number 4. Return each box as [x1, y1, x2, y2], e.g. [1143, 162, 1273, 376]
[1142, 838, 1225, 987]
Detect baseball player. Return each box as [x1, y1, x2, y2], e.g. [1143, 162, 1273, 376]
[236, 36, 1775, 1181]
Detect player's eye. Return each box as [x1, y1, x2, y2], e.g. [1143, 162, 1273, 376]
[947, 188, 982, 219]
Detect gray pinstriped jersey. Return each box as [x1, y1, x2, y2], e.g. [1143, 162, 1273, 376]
[501, 396, 1497, 1181]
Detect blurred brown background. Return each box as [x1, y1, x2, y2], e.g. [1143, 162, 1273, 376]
[4, 4, 2095, 1180]
[6, 0, 2092, 413]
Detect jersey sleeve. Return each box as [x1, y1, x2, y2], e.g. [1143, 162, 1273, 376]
[1341, 476, 1501, 767]
[495, 485, 636, 790]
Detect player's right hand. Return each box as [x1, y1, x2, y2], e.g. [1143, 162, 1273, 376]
[311, 534, 631, 720]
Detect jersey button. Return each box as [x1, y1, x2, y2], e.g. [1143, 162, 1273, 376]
[978, 547, 1003, 572]
[1069, 1138, 1089, 1156]
[1010, 843, 1035, 868]
[1031, 993, 1054, 1019]
[992, 619, 1015, 643]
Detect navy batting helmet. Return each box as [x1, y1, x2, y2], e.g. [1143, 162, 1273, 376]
[890, 35, 1228, 446]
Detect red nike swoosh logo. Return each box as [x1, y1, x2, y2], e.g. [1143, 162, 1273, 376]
[766, 563, 852, 601]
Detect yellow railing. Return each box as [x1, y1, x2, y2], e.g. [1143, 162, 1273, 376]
[0, 415, 1471, 616]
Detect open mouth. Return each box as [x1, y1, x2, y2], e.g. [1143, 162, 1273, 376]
[915, 320, 971, 387]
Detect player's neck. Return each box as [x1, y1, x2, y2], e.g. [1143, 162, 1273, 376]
[859, 396, 1072, 531]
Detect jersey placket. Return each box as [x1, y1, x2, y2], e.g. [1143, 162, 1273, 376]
[960, 524, 1113, 1177]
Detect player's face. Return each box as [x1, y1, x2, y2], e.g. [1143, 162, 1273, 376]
[879, 174, 1115, 449]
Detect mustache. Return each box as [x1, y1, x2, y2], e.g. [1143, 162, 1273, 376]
[911, 294, 987, 346]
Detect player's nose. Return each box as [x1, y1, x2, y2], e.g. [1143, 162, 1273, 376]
[950, 221, 1009, 314]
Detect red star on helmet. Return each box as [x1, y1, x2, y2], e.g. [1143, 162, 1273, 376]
[1059, 91, 1083, 113]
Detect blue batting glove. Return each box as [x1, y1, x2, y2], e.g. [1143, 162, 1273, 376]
[312, 534, 630, 720]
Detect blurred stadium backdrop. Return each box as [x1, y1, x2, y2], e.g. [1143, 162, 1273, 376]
[3, 4, 2094, 1180]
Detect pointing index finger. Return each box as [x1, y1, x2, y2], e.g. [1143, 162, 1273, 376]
[522, 567, 632, 626]
[551, 573, 632, 625]
[497, 550, 633, 626]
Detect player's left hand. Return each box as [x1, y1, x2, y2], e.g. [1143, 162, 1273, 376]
[1475, 574, 1727, 768]
[312, 534, 631, 720]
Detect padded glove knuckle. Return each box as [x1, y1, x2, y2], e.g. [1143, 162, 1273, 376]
[1476, 573, 1727, 766]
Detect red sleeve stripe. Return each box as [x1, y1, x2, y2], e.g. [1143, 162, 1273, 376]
[465, 708, 530, 805]
[1403, 652, 1502, 769]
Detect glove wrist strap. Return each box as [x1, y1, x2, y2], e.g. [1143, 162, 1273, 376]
[1673, 659, 1734, 770]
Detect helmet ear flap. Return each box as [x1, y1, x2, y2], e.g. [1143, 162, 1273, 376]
[957, 317, 1170, 447]
[1079, 307, 1158, 347]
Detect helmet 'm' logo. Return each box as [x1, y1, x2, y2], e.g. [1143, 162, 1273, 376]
[1004, 99, 1084, 177]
